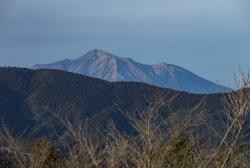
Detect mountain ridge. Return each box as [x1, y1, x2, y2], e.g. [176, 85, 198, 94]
[0, 67, 222, 137]
[31, 49, 230, 94]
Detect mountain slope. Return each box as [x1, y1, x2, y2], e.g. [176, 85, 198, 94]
[0, 67, 224, 137]
[31, 49, 229, 94]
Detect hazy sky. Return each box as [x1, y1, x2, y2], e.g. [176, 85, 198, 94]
[0, 0, 249, 85]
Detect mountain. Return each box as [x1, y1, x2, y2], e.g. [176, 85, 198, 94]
[0, 67, 224, 138]
[31, 49, 229, 94]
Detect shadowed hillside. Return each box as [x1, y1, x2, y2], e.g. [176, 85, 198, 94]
[0, 67, 223, 137]
[0, 67, 249, 168]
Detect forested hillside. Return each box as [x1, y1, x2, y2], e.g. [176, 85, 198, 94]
[0, 67, 249, 167]
[0, 67, 222, 137]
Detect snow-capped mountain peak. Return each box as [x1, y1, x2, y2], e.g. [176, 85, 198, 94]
[31, 49, 230, 94]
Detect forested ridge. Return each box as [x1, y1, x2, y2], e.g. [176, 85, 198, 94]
[0, 67, 222, 136]
[0, 67, 249, 167]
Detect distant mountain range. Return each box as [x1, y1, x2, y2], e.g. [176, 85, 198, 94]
[31, 49, 229, 94]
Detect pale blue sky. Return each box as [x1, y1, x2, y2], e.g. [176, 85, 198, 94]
[0, 0, 249, 85]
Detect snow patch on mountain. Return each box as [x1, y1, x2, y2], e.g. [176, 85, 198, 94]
[31, 49, 230, 94]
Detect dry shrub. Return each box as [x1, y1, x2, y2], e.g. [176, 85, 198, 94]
[0, 121, 27, 168]
[29, 138, 63, 168]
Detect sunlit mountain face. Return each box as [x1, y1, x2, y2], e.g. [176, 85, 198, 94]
[32, 49, 230, 94]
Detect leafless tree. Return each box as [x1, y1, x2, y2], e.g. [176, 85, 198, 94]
[204, 70, 250, 168]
